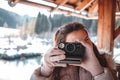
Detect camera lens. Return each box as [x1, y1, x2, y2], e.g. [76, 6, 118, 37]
[66, 43, 75, 53]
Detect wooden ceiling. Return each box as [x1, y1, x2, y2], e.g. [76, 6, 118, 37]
[8, 0, 120, 19]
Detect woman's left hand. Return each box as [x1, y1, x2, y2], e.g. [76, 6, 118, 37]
[69, 40, 104, 77]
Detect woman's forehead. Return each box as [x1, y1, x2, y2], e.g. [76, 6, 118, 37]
[65, 29, 88, 42]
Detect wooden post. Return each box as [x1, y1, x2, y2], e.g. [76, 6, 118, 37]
[97, 0, 116, 52]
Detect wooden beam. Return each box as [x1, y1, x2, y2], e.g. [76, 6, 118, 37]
[18, 0, 97, 19]
[19, 0, 53, 10]
[51, 0, 69, 12]
[68, 0, 79, 4]
[75, 0, 94, 11]
[88, 0, 98, 16]
[55, 0, 68, 5]
[97, 0, 116, 52]
[116, 0, 120, 12]
[114, 26, 120, 40]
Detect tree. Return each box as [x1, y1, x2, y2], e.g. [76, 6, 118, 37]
[35, 12, 50, 34]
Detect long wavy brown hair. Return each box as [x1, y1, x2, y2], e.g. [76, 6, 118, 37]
[51, 22, 108, 80]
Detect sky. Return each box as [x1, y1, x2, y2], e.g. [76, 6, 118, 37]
[0, 0, 51, 17]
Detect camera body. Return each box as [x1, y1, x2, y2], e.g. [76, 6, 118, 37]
[58, 42, 85, 64]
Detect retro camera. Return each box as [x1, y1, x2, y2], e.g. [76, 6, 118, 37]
[58, 42, 85, 64]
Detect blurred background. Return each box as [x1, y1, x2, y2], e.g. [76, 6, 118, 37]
[0, 0, 120, 80]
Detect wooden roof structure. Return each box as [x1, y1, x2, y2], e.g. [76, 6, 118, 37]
[7, 0, 120, 19]
[8, 0, 120, 53]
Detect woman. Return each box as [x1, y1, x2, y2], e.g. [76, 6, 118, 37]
[30, 22, 114, 80]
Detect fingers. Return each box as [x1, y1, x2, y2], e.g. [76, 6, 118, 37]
[49, 54, 66, 62]
[45, 47, 65, 62]
[44, 47, 67, 67]
[47, 47, 65, 56]
[75, 39, 93, 49]
[48, 53, 66, 67]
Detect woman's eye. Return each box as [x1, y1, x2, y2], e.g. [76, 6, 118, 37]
[85, 37, 89, 41]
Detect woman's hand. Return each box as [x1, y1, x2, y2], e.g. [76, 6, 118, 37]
[70, 39, 104, 77]
[41, 47, 66, 76]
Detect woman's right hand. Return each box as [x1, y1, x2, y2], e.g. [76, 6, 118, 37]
[41, 47, 66, 76]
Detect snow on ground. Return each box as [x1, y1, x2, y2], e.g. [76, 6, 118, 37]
[0, 60, 39, 80]
[0, 37, 51, 80]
